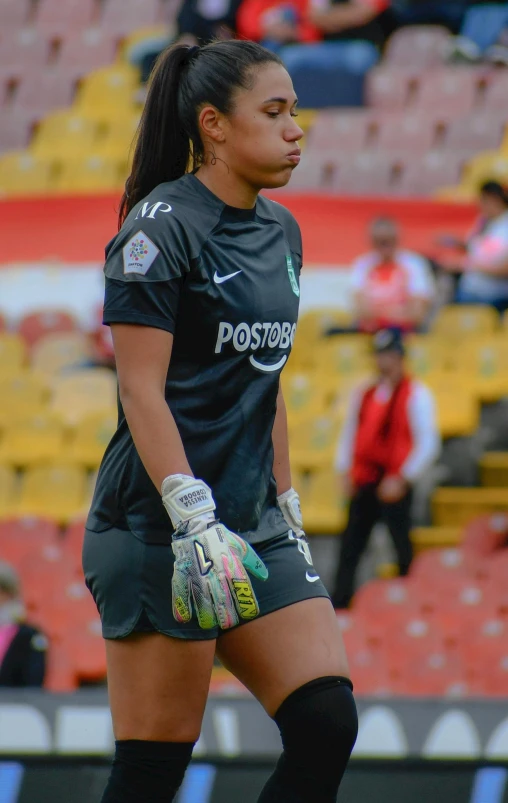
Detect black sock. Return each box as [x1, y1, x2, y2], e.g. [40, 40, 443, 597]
[258, 677, 358, 803]
[100, 739, 194, 803]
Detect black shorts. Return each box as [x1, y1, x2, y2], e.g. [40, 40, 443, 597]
[82, 527, 330, 640]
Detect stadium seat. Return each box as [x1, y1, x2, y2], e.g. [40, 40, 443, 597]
[0, 151, 54, 196]
[75, 65, 140, 117]
[315, 334, 371, 377]
[405, 334, 450, 377]
[34, 578, 99, 637]
[93, 112, 140, 161]
[50, 369, 117, 426]
[411, 526, 462, 552]
[365, 67, 419, 111]
[0, 334, 26, 378]
[384, 615, 446, 660]
[20, 543, 78, 610]
[332, 152, 396, 195]
[0, 516, 59, 568]
[390, 650, 466, 697]
[64, 410, 116, 468]
[0, 0, 31, 29]
[463, 151, 508, 190]
[35, 0, 97, 35]
[289, 413, 342, 471]
[0, 413, 65, 468]
[395, 151, 467, 196]
[374, 113, 440, 154]
[18, 309, 78, 349]
[0, 467, 17, 519]
[306, 110, 374, 153]
[384, 26, 451, 67]
[410, 547, 470, 587]
[31, 332, 92, 379]
[279, 152, 332, 192]
[0, 372, 48, 430]
[66, 619, 106, 684]
[12, 70, 77, 119]
[448, 336, 508, 402]
[16, 464, 87, 524]
[63, 519, 86, 565]
[44, 643, 77, 692]
[300, 468, 345, 534]
[444, 114, 506, 156]
[99, 0, 164, 37]
[415, 68, 480, 115]
[461, 640, 508, 695]
[432, 487, 508, 527]
[281, 372, 327, 421]
[352, 577, 423, 617]
[57, 30, 118, 80]
[31, 111, 100, 162]
[484, 72, 508, 112]
[462, 514, 508, 566]
[425, 378, 479, 438]
[0, 113, 35, 155]
[55, 155, 125, 193]
[0, 29, 51, 73]
[431, 305, 499, 338]
[480, 453, 508, 487]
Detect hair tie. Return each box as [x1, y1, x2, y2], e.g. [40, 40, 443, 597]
[183, 45, 200, 66]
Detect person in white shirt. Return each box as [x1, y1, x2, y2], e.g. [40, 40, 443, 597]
[350, 217, 436, 333]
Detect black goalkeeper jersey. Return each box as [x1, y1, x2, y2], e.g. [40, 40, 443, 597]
[86, 173, 302, 545]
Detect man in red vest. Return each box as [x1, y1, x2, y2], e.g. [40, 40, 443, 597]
[332, 328, 440, 609]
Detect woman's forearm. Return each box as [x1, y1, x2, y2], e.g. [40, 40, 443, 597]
[121, 387, 192, 492]
[272, 385, 292, 495]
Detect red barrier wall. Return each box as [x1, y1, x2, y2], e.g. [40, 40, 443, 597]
[1, 193, 477, 266]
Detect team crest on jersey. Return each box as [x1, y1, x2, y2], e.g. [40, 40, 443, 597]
[286, 255, 300, 297]
[123, 230, 160, 275]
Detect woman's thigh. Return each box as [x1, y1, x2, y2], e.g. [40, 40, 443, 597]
[216, 597, 349, 716]
[105, 633, 216, 742]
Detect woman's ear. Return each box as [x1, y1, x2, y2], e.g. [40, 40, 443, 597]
[198, 105, 226, 143]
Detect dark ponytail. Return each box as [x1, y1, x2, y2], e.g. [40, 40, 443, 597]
[119, 40, 282, 228]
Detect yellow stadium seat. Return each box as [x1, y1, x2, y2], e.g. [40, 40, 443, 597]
[31, 111, 100, 162]
[0, 373, 48, 431]
[0, 152, 54, 197]
[50, 369, 117, 426]
[0, 413, 65, 468]
[448, 335, 508, 402]
[94, 113, 140, 161]
[55, 156, 125, 194]
[0, 465, 18, 518]
[480, 452, 508, 487]
[281, 371, 327, 422]
[463, 151, 508, 190]
[315, 334, 372, 378]
[31, 333, 92, 380]
[290, 413, 342, 472]
[431, 386, 480, 438]
[63, 410, 116, 468]
[431, 304, 499, 338]
[432, 487, 508, 527]
[0, 334, 26, 378]
[297, 309, 355, 344]
[410, 526, 462, 553]
[300, 469, 346, 535]
[120, 25, 172, 61]
[405, 334, 450, 377]
[16, 464, 87, 524]
[75, 65, 140, 117]
[434, 185, 476, 203]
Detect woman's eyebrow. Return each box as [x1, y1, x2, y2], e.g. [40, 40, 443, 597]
[262, 96, 299, 105]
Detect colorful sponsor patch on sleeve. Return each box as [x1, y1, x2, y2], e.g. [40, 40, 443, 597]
[122, 230, 160, 275]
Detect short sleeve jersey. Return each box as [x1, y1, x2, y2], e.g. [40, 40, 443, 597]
[86, 173, 302, 545]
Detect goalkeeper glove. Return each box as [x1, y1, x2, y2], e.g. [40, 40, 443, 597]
[162, 474, 268, 630]
[277, 486, 305, 537]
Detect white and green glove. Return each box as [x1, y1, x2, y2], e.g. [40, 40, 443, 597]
[162, 474, 268, 630]
[277, 487, 305, 537]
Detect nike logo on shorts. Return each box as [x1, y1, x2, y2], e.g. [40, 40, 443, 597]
[306, 572, 321, 583]
[213, 270, 242, 284]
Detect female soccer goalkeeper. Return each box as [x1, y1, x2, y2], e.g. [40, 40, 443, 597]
[83, 39, 357, 803]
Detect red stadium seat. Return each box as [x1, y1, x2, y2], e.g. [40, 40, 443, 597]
[35, 579, 99, 638]
[0, 112, 34, 155]
[65, 619, 106, 684]
[415, 69, 481, 115]
[18, 309, 78, 348]
[35, 0, 97, 35]
[384, 615, 446, 663]
[332, 153, 396, 195]
[462, 514, 508, 569]
[365, 68, 420, 111]
[394, 151, 467, 196]
[19, 544, 78, 611]
[483, 73, 508, 111]
[374, 112, 440, 154]
[390, 652, 467, 697]
[462, 640, 508, 695]
[410, 547, 469, 583]
[306, 110, 374, 153]
[352, 577, 423, 616]
[44, 642, 77, 692]
[57, 30, 118, 80]
[430, 606, 502, 646]
[99, 0, 161, 37]
[280, 152, 335, 191]
[0, 517, 59, 569]
[63, 519, 86, 565]
[0, 0, 31, 30]
[444, 114, 506, 156]
[12, 70, 77, 119]
[384, 26, 451, 67]
[0, 30, 51, 74]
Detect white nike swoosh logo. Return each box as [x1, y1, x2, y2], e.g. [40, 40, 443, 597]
[249, 354, 287, 373]
[213, 270, 242, 284]
[306, 572, 320, 583]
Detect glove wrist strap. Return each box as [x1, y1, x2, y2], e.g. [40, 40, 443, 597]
[277, 487, 303, 531]
[161, 474, 216, 531]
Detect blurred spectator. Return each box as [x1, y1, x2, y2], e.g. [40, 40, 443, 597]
[332, 329, 440, 609]
[239, 0, 392, 77]
[178, 0, 243, 44]
[442, 181, 508, 312]
[0, 563, 47, 687]
[448, 2, 508, 64]
[350, 217, 436, 333]
[390, 0, 473, 33]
